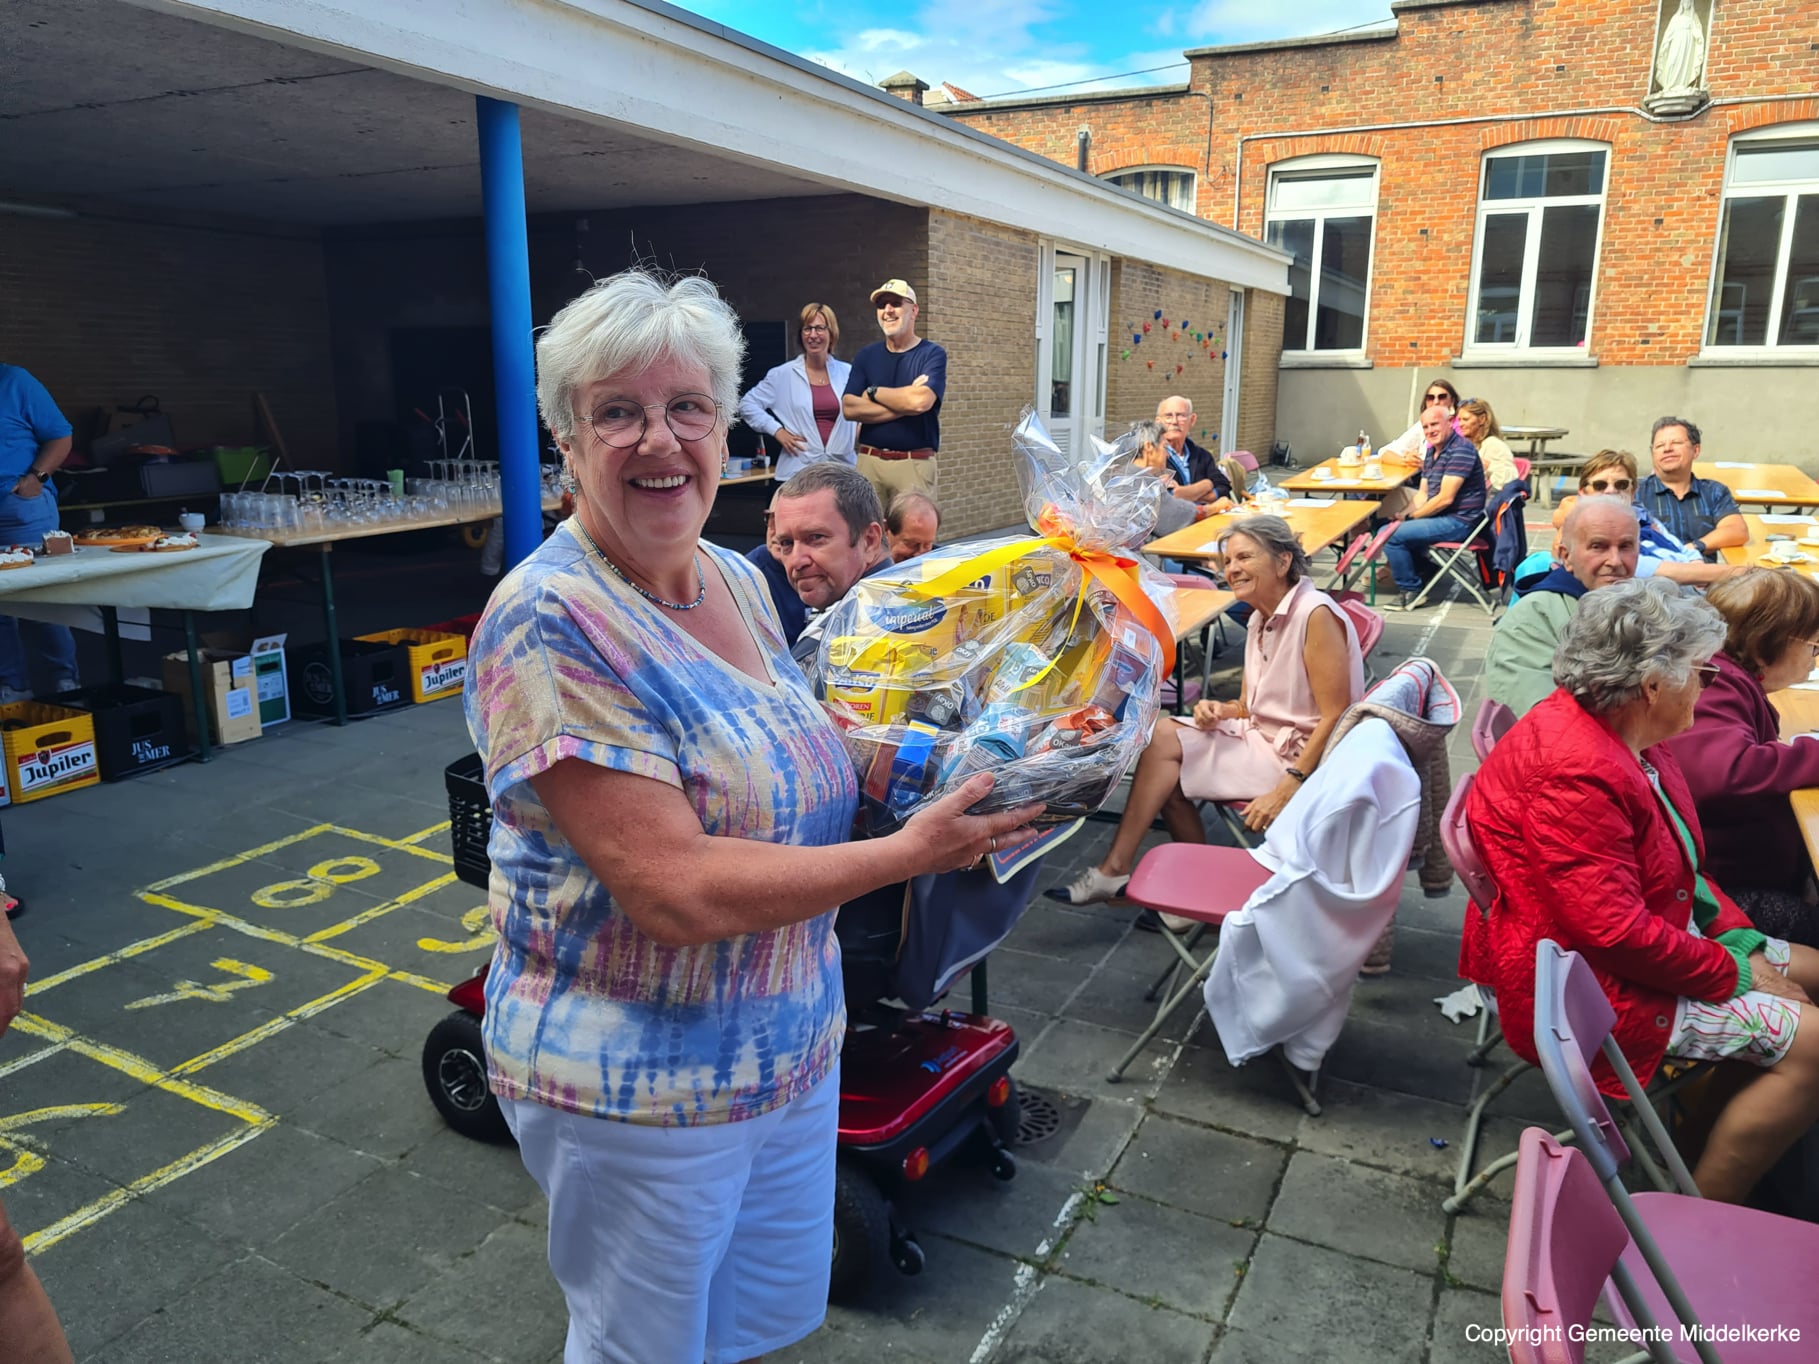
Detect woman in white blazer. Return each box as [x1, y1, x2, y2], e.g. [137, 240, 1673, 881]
[737, 302, 857, 481]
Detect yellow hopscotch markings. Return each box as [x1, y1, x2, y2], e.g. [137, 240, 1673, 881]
[166, 969, 388, 1079]
[305, 871, 458, 944]
[250, 855, 384, 910]
[6, 1013, 271, 1124]
[322, 824, 453, 864]
[24, 920, 215, 998]
[22, 1122, 273, 1254]
[141, 824, 340, 892]
[416, 904, 493, 954]
[124, 958, 276, 1011]
[398, 820, 452, 846]
[0, 1104, 128, 1189]
[0, 1040, 68, 1081]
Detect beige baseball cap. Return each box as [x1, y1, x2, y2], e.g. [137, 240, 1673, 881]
[869, 279, 917, 304]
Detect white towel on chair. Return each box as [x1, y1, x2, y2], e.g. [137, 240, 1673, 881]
[1203, 719, 1421, 1072]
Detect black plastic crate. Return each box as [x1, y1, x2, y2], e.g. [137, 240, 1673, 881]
[49, 683, 192, 780]
[444, 753, 492, 890]
[292, 639, 412, 718]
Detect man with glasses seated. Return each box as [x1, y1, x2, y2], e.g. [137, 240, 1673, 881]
[843, 278, 946, 510]
[1545, 450, 1742, 587]
[1638, 415, 1747, 562]
[1488, 497, 1639, 715]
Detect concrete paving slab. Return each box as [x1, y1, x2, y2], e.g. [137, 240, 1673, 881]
[1428, 1286, 1505, 1364]
[1443, 1194, 1512, 1295]
[289, 1053, 453, 1161]
[1058, 961, 1211, 1043]
[1052, 1190, 1255, 1318]
[802, 1237, 1026, 1363]
[989, 1274, 1219, 1364]
[1268, 1151, 1448, 1273]
[311, 890, 494, 993]
[1317, 1013, 1480, 1107]
[899, 1154, 1084, 1261]
[1289, 1077, 1469, 1185]
[1001, 901, 1129, 962]
[1011, 1016, 1173, 1100]
[140, 1123, 386, 1250]
[1149, 1037, 1306, 1144]
[1110, 1113, 1286, 1226]
[394, 1220, 569, 1363]
[1008, 1085, 1144, 1179]
[320, 1320, 498, 1364]
[175, 1014, 393, 1111]
[400, 1125, 543, 1220]
[1225, 1233, 1433, 1364]
[263, 1163, 522, 1310]
[292, 973, 469, 1058]
[31, 1193, 244, 1360]
[1209, 1324, 1367, 1363]
[971, 947, 1094, 1019]
[99, 1251, 376, 1364]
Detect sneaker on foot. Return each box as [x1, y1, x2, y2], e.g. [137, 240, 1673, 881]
[0, 685, 31, 706]
[47, 677, 79, 697]
[1046, 865, 1130, 905]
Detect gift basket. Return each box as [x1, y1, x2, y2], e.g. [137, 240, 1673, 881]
[803, 410, 1190, 835]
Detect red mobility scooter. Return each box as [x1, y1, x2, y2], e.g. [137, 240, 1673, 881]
[423, 755, 1036, 1301]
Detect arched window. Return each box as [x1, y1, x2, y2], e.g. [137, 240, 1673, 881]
[1466, 139, 1608, 352]
[1706, 123, 1819, 349]
[1264, 154, 1379, 353]
[1101, 167, 1196, 214]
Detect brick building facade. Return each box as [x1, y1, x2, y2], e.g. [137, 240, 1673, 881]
[946, 0, 1819, 466]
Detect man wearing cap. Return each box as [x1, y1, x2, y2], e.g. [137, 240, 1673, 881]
[843, 279, 947, 509]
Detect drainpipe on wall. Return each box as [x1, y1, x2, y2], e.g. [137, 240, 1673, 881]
[1076, 128, 1091, 173]
[475, 96, 542, 572]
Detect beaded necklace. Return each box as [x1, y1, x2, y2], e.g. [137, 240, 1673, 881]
[571, 519, 706, 611]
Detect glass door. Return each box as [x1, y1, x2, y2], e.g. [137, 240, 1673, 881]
[1048, 254, 1084, 456]
[1222, 290, 1245, 454]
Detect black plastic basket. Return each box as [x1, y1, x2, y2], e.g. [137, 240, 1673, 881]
[444, 753, 493, 890]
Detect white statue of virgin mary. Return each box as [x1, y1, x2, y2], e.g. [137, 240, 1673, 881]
[1654, 0, 1707, 95]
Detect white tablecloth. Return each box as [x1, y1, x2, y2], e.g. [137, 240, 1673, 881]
[0, 534, 270, 630]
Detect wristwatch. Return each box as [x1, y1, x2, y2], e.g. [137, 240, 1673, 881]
[1689, 538, 1708, 558]
[865, 385, 879, 404]
[20, 469, 45, 487]
[1285, 767, 1308, 783]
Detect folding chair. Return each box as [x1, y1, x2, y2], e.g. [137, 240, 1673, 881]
[1400, 482, 1529, 616]
[1104, 842, 1283, 1088]
[1335, 596, 1384, 682]
[1531, 940, 1819, 1359]
[1470, 696, 1516, 762]
[1330, 521, 1399, 605]
[1440, 773, 1574, 1213]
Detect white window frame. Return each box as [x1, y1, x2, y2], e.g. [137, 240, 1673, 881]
[1464, 138, 1609, 356]
[1100, 166, 1197, 214]
[1701, 121, 1819, 355]
[1263, 153, 1380, 357]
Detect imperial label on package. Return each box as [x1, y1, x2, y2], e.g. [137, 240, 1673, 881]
[419, 657, 467, 698]
[19, 738, 98, 793]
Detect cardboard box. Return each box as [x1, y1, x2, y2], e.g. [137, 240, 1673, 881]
[162, 649, 262, 746]
[204, 632, 290, 727]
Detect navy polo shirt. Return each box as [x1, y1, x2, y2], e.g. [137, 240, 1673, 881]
[1421, 431, 1488, 521]
[1636, 473, 1739, 552]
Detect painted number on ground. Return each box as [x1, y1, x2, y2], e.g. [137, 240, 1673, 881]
[125, 958, 275, 1011]
[250, 856, 383, 909]
[415, 905, 493, 954]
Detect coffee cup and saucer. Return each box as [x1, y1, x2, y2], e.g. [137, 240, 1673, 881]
[1313, 467, 1335, 482]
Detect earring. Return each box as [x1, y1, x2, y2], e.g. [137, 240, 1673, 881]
[559, 462, 578, 495]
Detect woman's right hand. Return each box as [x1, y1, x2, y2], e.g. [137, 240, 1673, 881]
[1749, 953, 1812, 1005]
[898, 773, 1044, 875]
[1191, 699, 1236, 728]
[774, 427, 808, 456]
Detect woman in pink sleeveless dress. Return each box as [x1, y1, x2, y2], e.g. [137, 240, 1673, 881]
[1052, 515, 1365, 914]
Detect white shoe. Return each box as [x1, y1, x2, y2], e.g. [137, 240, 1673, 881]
[48, 677, 79, 697]
[0, 686, 30, 705]
[1046, 865, 1130, 905]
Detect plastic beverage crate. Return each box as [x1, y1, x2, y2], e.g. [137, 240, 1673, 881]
[355, 628, 467, 703]
[444, 754, 492, 890]
[0, 701, 100, 803]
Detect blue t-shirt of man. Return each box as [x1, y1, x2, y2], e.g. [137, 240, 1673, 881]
[1422, 430, 1488, 522]
[843, 339, 947, 453]
[0, 365, 72, 481]
[745, 542, 809, 646]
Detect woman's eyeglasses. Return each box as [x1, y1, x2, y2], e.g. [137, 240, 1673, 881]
[1694, 663, 1721, 689]
[588, 394, 720, 448]
[801, 324, 830, 334]
[1584, 478, 1634, 493]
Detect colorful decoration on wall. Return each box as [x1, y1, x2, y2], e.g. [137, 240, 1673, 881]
[1119, 304, 1228, 383]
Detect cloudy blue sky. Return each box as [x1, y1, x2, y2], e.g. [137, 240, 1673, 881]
[680, 0, 1394, 100]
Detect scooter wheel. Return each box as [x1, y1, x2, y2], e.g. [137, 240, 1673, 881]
[830, 1160, 891, 1303]
[891, 1236, 926, 1277]
[422, 1010, 512, 1144]
[988, 1147, 1018, 1183]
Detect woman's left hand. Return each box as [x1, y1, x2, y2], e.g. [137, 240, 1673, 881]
[1242, 775, 1302, 832]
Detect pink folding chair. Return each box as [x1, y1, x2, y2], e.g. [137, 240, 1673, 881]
[1532, 940, 1819, 1359]
[1503, 1129, 1668, 1364]
[1470, 696, 1516, 762]
[1330, 521, 1400, 604]
[1513, 455, 1533, 483]
[1336, 597, 1384, 680]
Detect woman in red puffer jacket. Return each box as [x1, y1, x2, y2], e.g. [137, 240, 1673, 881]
[1465, 578, 1819, 1204]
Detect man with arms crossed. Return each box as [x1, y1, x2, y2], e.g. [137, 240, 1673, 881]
[843, 279, 946, 509]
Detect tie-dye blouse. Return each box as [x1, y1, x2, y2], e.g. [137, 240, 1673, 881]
[465, 523, 859, 1125]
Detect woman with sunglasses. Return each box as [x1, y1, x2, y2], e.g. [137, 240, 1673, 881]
[1377, 378, 1460, 462]
[1467, 578, 1819, 1205]
[1547, 450, 1742, 587]
[464, 268, 1040, 1363]
[1665, 570, 1819, 947]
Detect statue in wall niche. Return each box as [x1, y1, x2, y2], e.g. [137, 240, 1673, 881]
[1647, 0, 1711, 113]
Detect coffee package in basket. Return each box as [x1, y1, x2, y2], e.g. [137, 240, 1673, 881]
[801, 409, 1188, 836]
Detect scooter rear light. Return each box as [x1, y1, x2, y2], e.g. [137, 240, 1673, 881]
[986, 1075, 1011, 1108]
[902, 1146, 931, 1182]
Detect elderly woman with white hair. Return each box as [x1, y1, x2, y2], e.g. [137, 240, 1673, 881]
[1054, 514, 1364, 918]
[1466, 578, 1819, 1205]
[464, 268, 1038, 1364]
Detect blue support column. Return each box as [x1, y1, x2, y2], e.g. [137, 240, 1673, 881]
[476, 95, 541, 571]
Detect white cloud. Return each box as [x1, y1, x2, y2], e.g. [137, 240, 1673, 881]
[853, 27, 926, 54]
[1184, 0, 1391, 44]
